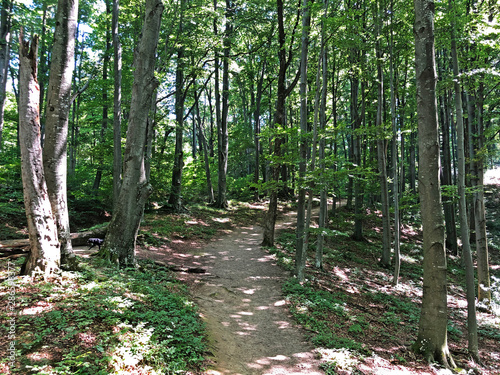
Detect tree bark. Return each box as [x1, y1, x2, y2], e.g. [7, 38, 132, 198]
[412, 0, 455, 368]
[101, 0, 163, 267]
[18, 34, 60, 276]
[473, 82, 491, 306]
[253, 60, 266, 199]
[0, 0, 12, 152]
[316, 0, 328, 269]
[168, 8, 185, 212]
[450, 2, 479, 358]
[93, 0, 111, 192]
[295, 0, 313, 282]
[375, 1, 391, 268]
[389, 3, 401, 284]
[42, 0, 79, 267]
[440, 91, 458, 255]
[112, 0, 123, 204]
[216, 0, 232, 209]
[195, 89, 214, 203]
[262, 0, 300, 247]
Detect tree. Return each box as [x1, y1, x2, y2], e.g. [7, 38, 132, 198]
[168, 0, 186, 212]
[112, 0, 123, 204]
[0, 0, 12, 152]
[262, 0, 300, 247]
[412, 0, 455, 368]
[215, 0, 233, 209]
[18, 33, 60, 276]
[450, 0, 479, 359]
[100, 0, 163, 267]
[42, 0, 79, 267]
[375, 0, 391, 268]
[295, 0, 313, 282]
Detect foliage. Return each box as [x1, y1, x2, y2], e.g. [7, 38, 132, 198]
[0, 258, 207, 374]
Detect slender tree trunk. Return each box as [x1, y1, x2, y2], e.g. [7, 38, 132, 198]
[412, 0, 455, 367]
[93, 0, 111, 192]
[195, 90, 214, 203]
[0, 0, 12, 152]
[376, 1, 391, 267]
[451, 5, 479, 359]
[473, 82, 491, 306]
[316, 0, 328, 269]
[253, 60, 266, 199]
[216, 0, 232, 209]
[295, 0, 313, 282]
[168, 6, 185, 212]
[145, 90, 157, 181]
[18, 34, 60, 276]
[262, 0, 300, 246]
[101, 0, 163, 267]
[112, 0, 123, 205]
[351, 76, 363, 240]
[42, 0, 78, 267]
[440, 91, 458, 255]
[389, 1, 401, 284]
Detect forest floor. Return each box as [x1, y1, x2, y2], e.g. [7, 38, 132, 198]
[1, 178, 499, 374]
[140, 205, 325, 375]
[137, 197, 499, 374]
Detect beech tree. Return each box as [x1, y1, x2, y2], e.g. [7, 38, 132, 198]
[412, 0, 455, 367]
[42, 0, 79, 267]
[112, 0, 123, 204]
[0, 0, 12, 151]
[100, 0, 163, 267]
[18, 33, 60, 276]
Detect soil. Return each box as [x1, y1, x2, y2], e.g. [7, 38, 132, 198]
[145, 209, 324, 375]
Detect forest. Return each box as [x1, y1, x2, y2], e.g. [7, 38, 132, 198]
[0, 0, 499, 373]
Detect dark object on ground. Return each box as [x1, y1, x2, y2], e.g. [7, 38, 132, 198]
[87, 238, 104, 250]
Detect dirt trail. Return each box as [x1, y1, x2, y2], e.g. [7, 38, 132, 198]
[179, 210, 323, 375]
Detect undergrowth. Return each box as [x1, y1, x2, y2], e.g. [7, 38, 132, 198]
[0, 258, 207, 374]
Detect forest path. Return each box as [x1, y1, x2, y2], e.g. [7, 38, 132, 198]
[177, 209, 324, 375]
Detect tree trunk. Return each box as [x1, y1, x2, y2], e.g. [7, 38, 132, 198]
[168, 13, 185, 212]
[412, 0, 455, 368]
[450, 3, 479, 359]
[295, 0, 312, 282]
[389, 3, 401, 284]
[112, 0, 123, 204]
[42, 0, 78, 267]
[195, 90, 214, 203]
[440, 91, 458, 255]
[316, 0, 328, 269]
[473, 82, 491, 306]
[101, 0, 163, 267]
[0, 0, 12, 152]
[18, 34, 60, 276]
[375, 2, 391, 267]
[262, 0, 300, 247]
[93, 0, 111, 192]
[216, 0, 232, 209]
[38, 3, 49, 142]
[253, 60, 266, 199]
[351, 76, 364, 241]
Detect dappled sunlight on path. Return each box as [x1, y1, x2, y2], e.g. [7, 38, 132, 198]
[182, 223, 323, 374]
